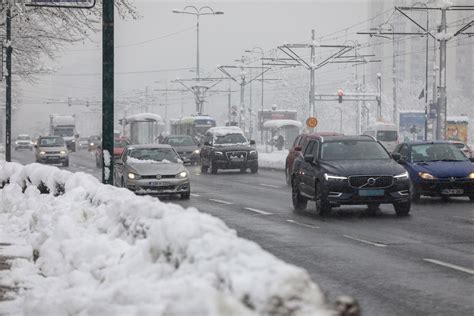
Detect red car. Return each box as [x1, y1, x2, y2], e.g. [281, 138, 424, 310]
[285, 132, 343, 185]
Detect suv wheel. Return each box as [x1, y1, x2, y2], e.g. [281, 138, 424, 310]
[201, 164, 208, 173]
[181, 191, 190, 200]
[63, 160, 69, 167]
[410, 180, 420, 202]
[210, 158, 218, 174]
[240, 167, 247, 173]
[285, 165, 291, 186]
[469, 195, 474, 202]
[250, 164, 258, 174]
[393, 201, 411, 216]
[315, 183, 331, 216]
[292, 180, 307, 212]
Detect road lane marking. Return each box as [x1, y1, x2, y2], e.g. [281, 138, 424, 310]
[452, 216, 474, 221]
[190, 193, 200, 197]
[423, 258, 474, 275]
[209, 198, 233, 205]
[260, 183, 281, 188]
[343, 235, 387, 248]
[244, 207, 272, 215]
[286, 219, 319, 229]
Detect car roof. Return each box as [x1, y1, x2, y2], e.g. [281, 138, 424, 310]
[127, 144, 172, 149]
[314, 135, 376, 143]
[402, 141, 461, 146]
[300, 132, 343, 138]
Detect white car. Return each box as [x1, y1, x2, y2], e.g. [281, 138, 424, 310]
[15, 134, 33, 151]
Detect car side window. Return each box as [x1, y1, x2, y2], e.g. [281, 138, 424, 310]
[293, 136, 301, 147]
[312, 141, 320, 160]
[399, 145, 409, 161]
[304, 141, 314, 156]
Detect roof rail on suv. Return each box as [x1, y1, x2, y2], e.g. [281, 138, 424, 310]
[360, 134, 376, 141]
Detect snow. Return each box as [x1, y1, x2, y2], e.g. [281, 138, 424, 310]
[206, 126, 244, 136]
[124, 113, 163, 124]
[263, 119, 302, 130]
[0, 161, 331, 315]
[447, 116, 469, 123]
[257, 146, 288, 171]
[127, 157, 175, 164]
[435, 31, 453, 41]
[435, 0, 454, 9]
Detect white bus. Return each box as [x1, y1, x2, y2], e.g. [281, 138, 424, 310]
[363, 122, 398, 153]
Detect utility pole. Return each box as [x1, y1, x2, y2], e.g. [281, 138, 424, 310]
[309, 29, 316, 118]
[102, 0, 114, 184]
[5, 3, 12, 162]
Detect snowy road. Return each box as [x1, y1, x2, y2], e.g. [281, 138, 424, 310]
[11, 150, 474, 315]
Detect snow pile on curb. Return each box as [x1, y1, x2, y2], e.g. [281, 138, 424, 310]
[258, 149, 288, 171]
[0, 162, 332, 315]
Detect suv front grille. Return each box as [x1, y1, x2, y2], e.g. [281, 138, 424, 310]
[349, 175, 394, 188]
[226, 151, 247, 161]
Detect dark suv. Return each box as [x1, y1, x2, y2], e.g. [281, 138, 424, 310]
[200, 127, 258, 174]
[291, 135, 411, 216]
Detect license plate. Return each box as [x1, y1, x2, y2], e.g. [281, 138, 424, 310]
[359, 189, 384, 197]
[441, 188, 463, 195]
[149, 181, 165, 186]
[47, 156, 59, 160]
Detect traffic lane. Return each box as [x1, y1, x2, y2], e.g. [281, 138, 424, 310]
[174, 192, 473, 316]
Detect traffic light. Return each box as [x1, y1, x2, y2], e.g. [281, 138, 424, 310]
[337, 89, 344, 103]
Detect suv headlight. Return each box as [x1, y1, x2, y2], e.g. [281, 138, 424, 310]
[60, 150, 67, 155]
[193, 149, 200, 155]
[214, 151, 223, 156]
[324, 173, 347, 181]
[394, 171, 409, 180]
[128, 172, 140, 180]
[176, 171, 188, 179]
[418, 172, 436, 180]
[468, 172, 474, 179]
[39, 151, 46, 155]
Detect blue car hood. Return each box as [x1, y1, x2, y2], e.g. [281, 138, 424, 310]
[408, 160, 474, 178]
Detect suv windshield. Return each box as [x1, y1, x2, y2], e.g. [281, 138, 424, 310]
[321, 140, 390, 160]
[167, 136, 195, 147]
[39, 137, 65, 147]
[377, 131, 398, 141]
[127, 148, 180, 163]
[214, 133, 248, 145]
[411, 143, 467, 162]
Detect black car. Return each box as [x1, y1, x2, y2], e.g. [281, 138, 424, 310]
[291, 135, 411, 216]
[162, 135, 201, 165]
[200, 127, 258, 174]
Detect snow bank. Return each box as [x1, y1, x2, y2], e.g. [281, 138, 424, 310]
[0, 162, 331, 315]
[207, 126, 244, 136]
[258, 147, 288, 171]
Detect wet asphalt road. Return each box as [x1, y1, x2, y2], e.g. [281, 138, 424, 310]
[12, 149, 474, 315]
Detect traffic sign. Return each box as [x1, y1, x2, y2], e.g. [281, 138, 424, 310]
[231, 105, 238, 111]
[306, 117, 318, 128]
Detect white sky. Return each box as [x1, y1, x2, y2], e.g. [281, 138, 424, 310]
[16, 0, 371, 136]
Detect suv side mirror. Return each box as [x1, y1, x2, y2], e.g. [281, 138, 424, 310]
[304, 154, 314, 163]
[391, 152, 406, 164]
[250, 140, 256, 145]
[294, 146, 302, 152]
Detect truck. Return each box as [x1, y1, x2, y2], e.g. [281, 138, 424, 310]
[446, 116, 469, 143]
[399, 110, 426, 142]
[49, 114, 78, 152]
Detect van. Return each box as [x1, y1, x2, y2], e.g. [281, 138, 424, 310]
[363, 122, 398, 153]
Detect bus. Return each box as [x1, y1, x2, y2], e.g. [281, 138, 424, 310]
[170, 115, 216, 139]
[363, 122, 398, 153]
[119, 113, 165, 145]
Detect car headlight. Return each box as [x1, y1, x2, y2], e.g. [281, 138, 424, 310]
[394, 171, 409, 180]
[214, 151, 223, 156]
[324, 173, 347, 181]
[90, 143, 94, 146]
[193, 149, 200, 154]
[60, 150, 67, 155]
[128, 172, 139, 180]
[468, 172, 474, 179]
[72, 139, 76, 143]
[15, 141, 18, 145]
[176, 171, 188, 179]
[418, 172, 436, 180]
[39, 151, 46, 155]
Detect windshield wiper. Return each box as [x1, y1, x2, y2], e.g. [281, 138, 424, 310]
[427, 159, 463, 162]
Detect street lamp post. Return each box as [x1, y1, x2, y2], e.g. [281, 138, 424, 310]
[172, 6, 224, 79]
[245, 47, 265, 144]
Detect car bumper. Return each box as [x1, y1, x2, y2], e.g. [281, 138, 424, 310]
[15, 144, 32, 149]
[37, 155, 68, 165]
[213, 157, 258, 169]
[126, 178, 190, 195]
[415, 179, 474, 197]
[322, 179, 411, 206]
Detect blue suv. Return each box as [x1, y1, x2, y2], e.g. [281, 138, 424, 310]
[393, 141, 474, 201]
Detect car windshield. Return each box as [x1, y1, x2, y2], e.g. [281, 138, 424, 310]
[127, 148, 180, 163]
[17, 136, 30, 141]
[321, 140, 390, 160]
[411, 143, 467, 162]
[167, 136, 195, 147]
[377, 130, 398, 141]
[54, 128, 74, 137]
[214, 133, 248, 145]
[39, 137, 65, 147]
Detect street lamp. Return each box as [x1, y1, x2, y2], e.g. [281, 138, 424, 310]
[245, 47, 265, 144]
[172, 6, 224, 79]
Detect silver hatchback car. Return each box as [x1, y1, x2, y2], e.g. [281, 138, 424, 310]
[114, 144, 190, 199]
